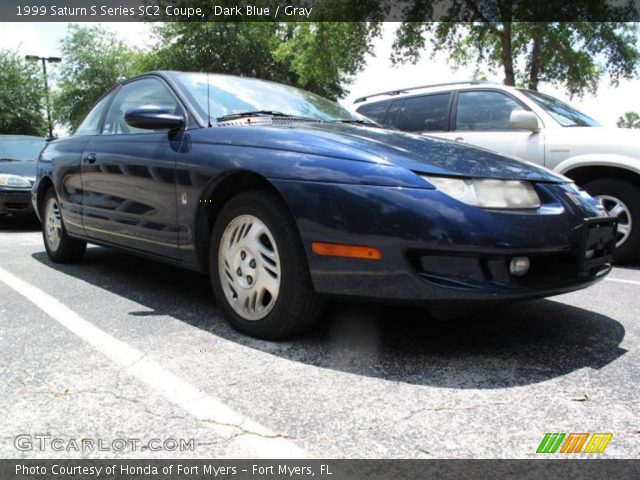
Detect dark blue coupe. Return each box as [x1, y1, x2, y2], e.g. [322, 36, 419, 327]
[33, 72, 617, 339]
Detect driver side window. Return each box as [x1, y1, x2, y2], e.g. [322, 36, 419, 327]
[102, 78, 179, 135]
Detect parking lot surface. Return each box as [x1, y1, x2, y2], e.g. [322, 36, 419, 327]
[1, 216, 639, 458]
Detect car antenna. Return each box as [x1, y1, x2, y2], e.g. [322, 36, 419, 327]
[206, 72, 212, 127]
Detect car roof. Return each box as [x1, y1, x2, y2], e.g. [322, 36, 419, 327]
[126, 70, 275, 85]
[354, 81, 515, 106]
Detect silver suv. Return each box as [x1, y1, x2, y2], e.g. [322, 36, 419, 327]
[354, 81, 640, 263]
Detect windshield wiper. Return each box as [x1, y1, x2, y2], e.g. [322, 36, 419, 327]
[216, 110, 305, 122]
[0, 158, 19, 162]
[334, 119, 382, 127]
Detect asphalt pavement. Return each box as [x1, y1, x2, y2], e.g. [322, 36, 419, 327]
[1, 214, 638, 458]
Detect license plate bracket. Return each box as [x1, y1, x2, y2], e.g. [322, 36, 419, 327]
[578, 217, 617, 271]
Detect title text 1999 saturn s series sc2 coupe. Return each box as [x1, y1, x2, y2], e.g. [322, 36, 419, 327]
[32, 72, 617, 339]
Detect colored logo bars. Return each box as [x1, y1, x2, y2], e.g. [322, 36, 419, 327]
[537, 433, 613, 454]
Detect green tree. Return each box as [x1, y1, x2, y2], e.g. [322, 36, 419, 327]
[54, 24, 140, 130]
[0, 50, 47, 136]
[144, 22, 378, 99]
[617, 111, 640, 128]
[273, 23, 379, 99]
[392, 2, 639, 96]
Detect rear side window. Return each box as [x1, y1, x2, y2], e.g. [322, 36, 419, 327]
[75, 94, 113, 136]
[384, 100, 402, 128]
[356, 101, 390, 124]
[456, 91, 523, 131]
[396, 93, 451, 132]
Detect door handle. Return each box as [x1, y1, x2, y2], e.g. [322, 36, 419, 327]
[84, 153, 97, 164]
[454, 137, 466, 142]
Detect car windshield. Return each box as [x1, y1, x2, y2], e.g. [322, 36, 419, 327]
[520, 89, 601, 127]
[173, 73, 364, 124]
[0, 138, 46, 162]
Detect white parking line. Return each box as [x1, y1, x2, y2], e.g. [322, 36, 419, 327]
[605, 277, 640, 286]
[0, 266, 309, 459]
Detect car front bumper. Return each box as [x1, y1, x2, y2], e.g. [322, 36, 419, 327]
[272, 180, 616, 303]
[0, 188, 34, 215]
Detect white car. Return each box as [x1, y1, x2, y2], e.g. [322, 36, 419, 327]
[354, 81, 640, 262]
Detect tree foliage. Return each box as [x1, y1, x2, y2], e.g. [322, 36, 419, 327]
[144, 22, 378, 99]
[53, 24, 140, 130]
[273, 23, 380, 98]
[392, 2, 639, 97]
[0, 50, 47, 136]
[617, 111, 640, 128]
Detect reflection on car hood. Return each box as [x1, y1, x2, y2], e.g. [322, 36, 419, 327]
[0, 159, 37, 178]
[206, 122, 566, 183]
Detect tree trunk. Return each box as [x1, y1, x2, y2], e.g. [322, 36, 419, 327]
[528, 29, 543, 91]
[500, 22, 515, 86]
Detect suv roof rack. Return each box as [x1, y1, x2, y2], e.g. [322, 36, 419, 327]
[353, 80, 496, 104]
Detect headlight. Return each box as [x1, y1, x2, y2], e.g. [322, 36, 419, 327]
[422, 175, 541, 209]
[0, 174, 32, 188]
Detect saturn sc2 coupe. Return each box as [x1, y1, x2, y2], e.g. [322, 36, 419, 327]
[32, 72, 617, 339]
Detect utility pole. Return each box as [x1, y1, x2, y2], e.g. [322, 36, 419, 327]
[25, 55, 61, 139]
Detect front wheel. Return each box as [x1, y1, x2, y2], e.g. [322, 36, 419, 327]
[210, 190, 324, 339]
[583, 178, 640, 263]
[42, 189, 86, 263]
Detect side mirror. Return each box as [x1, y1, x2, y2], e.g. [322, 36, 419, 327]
[124, 105, 184, 131]
[509, 110, 539, 132]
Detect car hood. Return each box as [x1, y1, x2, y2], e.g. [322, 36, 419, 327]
[0, 159, 37, 178]
[207, 122, 566, 183]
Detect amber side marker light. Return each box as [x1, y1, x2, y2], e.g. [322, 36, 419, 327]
[311, 242, 382, 260]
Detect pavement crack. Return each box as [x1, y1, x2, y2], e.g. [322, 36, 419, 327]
[570, 393, 590, 402]
[400, 402, 509, 422]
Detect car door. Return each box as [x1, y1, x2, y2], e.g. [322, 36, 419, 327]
[448, 89, 545, 164]
[80, 77, 184, 259]
[48, 92, 114, 238]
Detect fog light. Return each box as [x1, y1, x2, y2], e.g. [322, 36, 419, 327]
[509, 256, 530, 277]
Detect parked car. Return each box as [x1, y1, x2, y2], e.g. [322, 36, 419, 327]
[354, 81, 640, 263]
[33, 72, 616, 339]
[0, 135, 46, 218]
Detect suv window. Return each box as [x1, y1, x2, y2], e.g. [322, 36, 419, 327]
[75, 94, 112, 136]
[384, 100, 402, 128]
[102, 78, 179, 135]
[396, 93, 451, 133]
[356, 101, 389, 124]
[456, 91, 523, 131]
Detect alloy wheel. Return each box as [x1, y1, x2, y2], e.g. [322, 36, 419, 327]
[597, 194, 632, 248]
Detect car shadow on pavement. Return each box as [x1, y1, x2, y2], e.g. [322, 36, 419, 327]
[32, 247, 627, 389]
[0, 214, 40, 232]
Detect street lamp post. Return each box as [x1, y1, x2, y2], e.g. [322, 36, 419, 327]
[25, 55, 61, 139]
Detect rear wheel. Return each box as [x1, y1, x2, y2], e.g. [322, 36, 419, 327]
[210, 190, 324, 339]
[42, 189, 86, 263]
[583, 178, 640, 263]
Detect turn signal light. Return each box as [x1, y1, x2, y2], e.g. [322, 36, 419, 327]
[311, 242, 382, 260]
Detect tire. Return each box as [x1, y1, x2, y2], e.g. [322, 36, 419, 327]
[583, 178, 640, 263]
[42, 188, 87, 263]
[210, 190, 324, 339]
